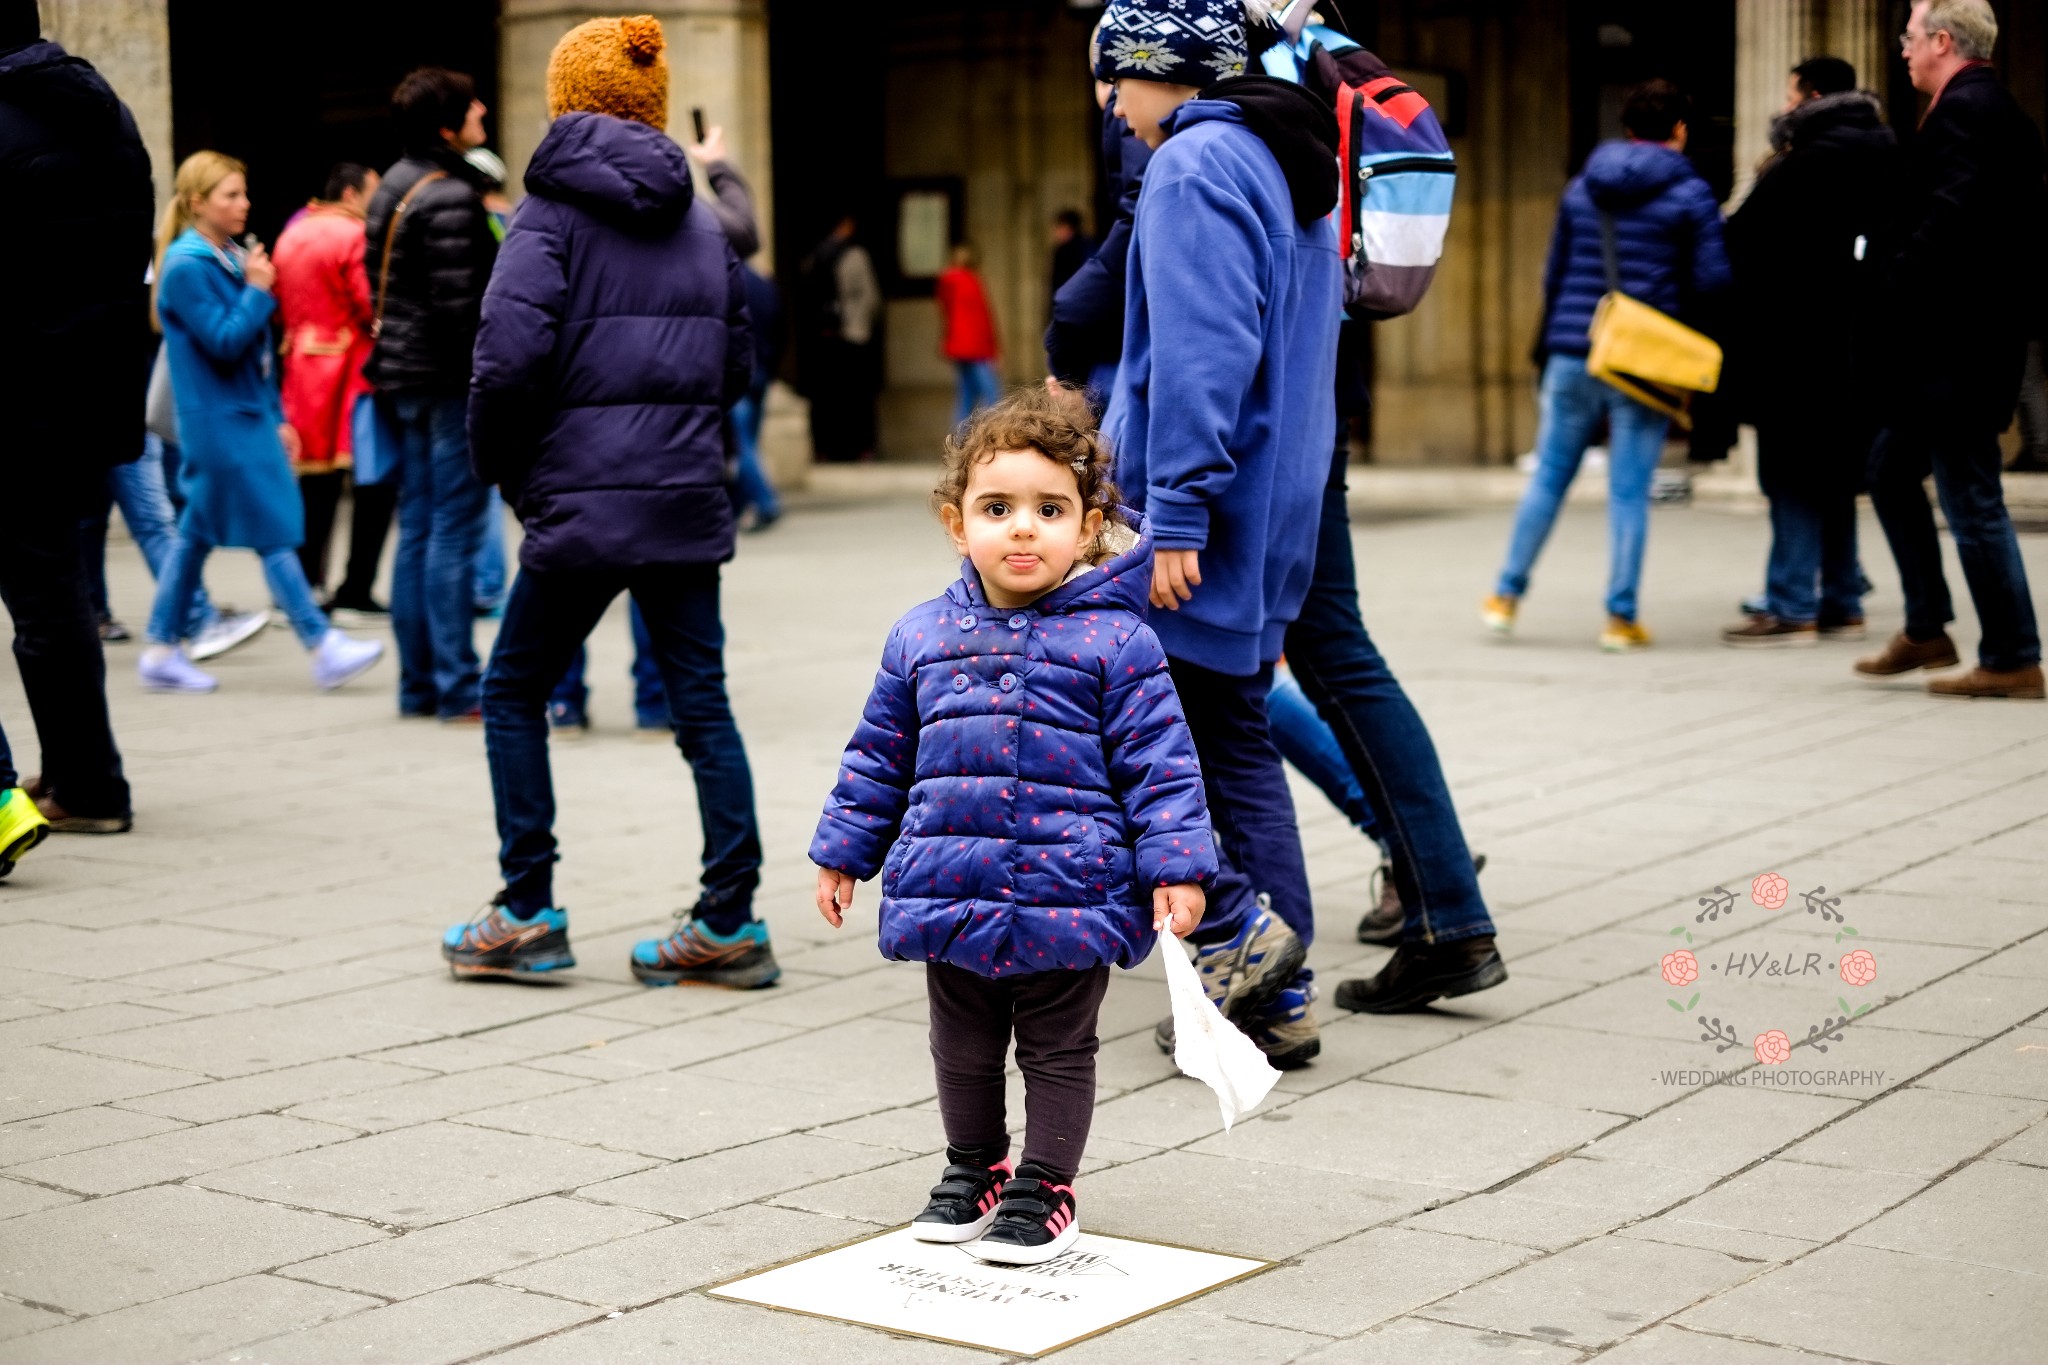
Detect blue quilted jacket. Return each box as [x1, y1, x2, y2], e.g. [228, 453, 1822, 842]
[811, 517, 1218, 978]
[1541, 139, 1731, 357]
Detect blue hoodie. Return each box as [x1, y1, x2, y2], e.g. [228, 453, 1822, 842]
[1101, 99, 1341, 676]
[1541, 139, 1731, 358]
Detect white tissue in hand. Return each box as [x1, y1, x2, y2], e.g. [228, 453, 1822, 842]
[1160, 934, 1281, 1130]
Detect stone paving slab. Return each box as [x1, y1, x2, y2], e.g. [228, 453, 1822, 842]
[0, 496, 2043, 1361]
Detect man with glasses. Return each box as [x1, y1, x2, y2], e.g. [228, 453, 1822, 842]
[1856, 0, 2043, 699]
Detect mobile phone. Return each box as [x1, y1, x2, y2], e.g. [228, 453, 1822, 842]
[691, 107, 707, 143]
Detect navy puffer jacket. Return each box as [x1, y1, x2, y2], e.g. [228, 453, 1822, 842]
[811, 518, 1218, 978]
[469, 112, 750, 570]
[1541, 140, 1731, 357]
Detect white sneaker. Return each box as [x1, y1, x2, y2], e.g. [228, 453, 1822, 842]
[310, 630, 384, 691]
[139, 647, 218, 693]
[188, 610, 270, 662]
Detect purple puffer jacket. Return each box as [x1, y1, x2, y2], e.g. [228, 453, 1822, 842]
[812, 517, 1218, 978]
[468, 111, 751, 571]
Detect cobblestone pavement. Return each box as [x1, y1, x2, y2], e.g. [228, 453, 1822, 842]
[2, 485, 2045, 1364]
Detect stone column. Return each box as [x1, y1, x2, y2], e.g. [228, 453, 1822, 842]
[36, 0, 173, 215]
[1731, 0, 1815, 207]
[1823, 0, 1887, 100]
[499, 0, 773, 264]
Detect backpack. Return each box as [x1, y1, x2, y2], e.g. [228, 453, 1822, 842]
[1253, 13, 1456, 321]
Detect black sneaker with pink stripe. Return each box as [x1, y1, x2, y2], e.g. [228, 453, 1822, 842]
[910, 1158, 1013, 1243]
[962, 1164, 1078, 1265]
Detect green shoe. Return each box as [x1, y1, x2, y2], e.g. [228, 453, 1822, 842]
[0, 787, 52, 879]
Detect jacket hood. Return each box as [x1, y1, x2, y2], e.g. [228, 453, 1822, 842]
[951, 511, 1154, 616]
[0, 40, 126, 137]
[1583, 139, 1695, 209]
[1769, 89, 1887, 153]
[524, 111, 693, 231]
[1173, 78, 1340, 224]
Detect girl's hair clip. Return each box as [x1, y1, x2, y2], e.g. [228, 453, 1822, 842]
[1071, 458, 1088, 475]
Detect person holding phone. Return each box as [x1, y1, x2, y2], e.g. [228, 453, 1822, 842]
[138, 151, 385, 694]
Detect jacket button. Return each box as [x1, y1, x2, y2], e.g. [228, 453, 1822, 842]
[1000, 673, 1017, 692]
[959, 614, 977, 631]
[1009, 614, 1029, 629]
[952, 674, 969, 692]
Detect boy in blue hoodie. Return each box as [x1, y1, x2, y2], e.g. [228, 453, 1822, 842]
[1094, 0, 1342, 1067]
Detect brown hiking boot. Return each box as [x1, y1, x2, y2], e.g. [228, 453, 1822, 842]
[1854, 631, 1960, 677]
[1721, 616, 1818, 648]
[1926, 665, 2045, 700]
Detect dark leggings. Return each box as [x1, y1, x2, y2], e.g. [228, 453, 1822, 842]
[927, 961, 1109, 1186]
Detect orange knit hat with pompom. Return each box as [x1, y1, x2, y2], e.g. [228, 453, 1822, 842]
[546, 15, 669, 129]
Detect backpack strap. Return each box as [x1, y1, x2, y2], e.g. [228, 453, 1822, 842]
[1599, 210, 1622, 296]
[1336, 82, 1359, 262]
[371, 170, 448, 339]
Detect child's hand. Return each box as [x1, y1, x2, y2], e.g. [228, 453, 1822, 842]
[1150, 549, 1201, 610]
[815, 867, 856, 928]
[1152, 882, 1205, 937]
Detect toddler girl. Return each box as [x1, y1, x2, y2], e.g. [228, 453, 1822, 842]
[812, 388, 1214, 1264]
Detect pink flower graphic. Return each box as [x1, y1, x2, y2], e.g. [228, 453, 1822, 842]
[1751, 872, 1790, 909]
[1840, 949, 1878, 987]
[1754, 1029, 1792, 1066]
[1661, 950, 1699, 987]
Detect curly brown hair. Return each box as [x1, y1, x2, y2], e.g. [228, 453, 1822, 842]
[932, 385, 1125, 561]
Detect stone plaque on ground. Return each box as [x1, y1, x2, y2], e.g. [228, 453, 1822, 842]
[709, 1224, 1270, 1356]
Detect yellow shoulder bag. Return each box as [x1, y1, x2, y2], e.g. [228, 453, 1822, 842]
[1584, 211, 1722, 430]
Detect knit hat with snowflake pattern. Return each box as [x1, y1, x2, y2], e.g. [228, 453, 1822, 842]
[1090, 0, 1270, 86]
[546, 14, 669, 129]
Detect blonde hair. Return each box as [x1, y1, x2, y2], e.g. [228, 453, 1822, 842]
[151, 150, 246, 331]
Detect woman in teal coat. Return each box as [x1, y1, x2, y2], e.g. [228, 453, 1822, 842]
[140, 152, 383, 694]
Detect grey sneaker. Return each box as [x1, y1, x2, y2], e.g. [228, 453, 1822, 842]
[1153, 896, 1305, 1055]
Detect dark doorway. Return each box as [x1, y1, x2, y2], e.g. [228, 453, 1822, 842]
[167, 0, 499, 246]
[1566, 0, 1738, 198]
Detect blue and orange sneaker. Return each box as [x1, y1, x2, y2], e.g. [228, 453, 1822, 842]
[0, 787, 51, 880]
[630, 915, 780, 989]
[911, 1156, 1014, 1243]
[962, 1163, 1080, 1265]
[441, 894, 575, 979]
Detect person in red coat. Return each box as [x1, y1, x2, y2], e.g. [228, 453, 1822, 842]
[935, 243, 1001, 426]
[275, 163, 378, 596]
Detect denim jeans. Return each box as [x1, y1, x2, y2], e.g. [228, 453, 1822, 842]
[0, 717, 13, 790]
[386, 392, 486, 717]
[1, 464, 130, 818]
[550, 597, 669, 729]
[474, 487, 508, 610]
[147, 534, 329, 649]
[953, 360, 1001, 427]
[91, 433, 216, 637]
[484, 562, 762, 916]
[1169, 658, 1315, 952]
[1269, 670, 1381, 846]
[1868, 423, 2042, 670]
[1287, 429, 1494, 945]
[1496, 353, 1670, 622]
[728, 388, 780, 522]
[1764, 494, 1861, 625]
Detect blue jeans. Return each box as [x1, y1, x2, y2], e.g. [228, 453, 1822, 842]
[0, 717, 14, 789]
[1269, 670, 1381, 847]
[474, 487, 508, 610]
[484, 562, 762, 917]
[550, 597, 669, 729]
[953, 360, 1001, 427]
[729, 388, 780, 522]
[90, 434, 216, 637]
[1497, 353, 1670, 622]
[1765, 494, 1861, 625]
[1288, 429, 1493, 945]
[1868, 423, 2042, 670]
[147, 533, 328, 649]
[386, 393, 486, 717]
